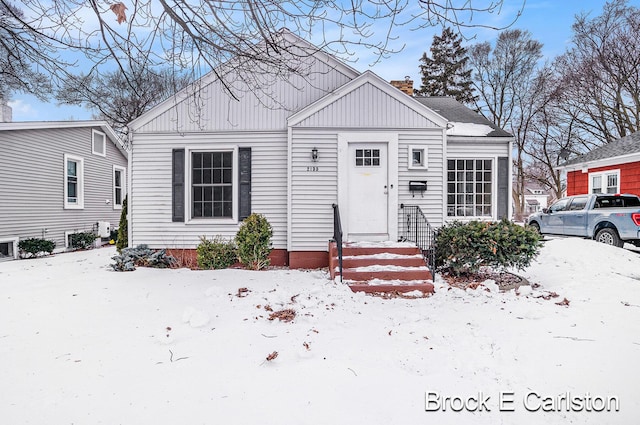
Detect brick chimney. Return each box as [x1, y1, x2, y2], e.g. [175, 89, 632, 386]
[390, 76, 414, 96]
[0, 98, 12, 122]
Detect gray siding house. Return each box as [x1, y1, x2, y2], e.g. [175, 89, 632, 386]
[0, 121, 128, 260]
[127, 31, 512, 268]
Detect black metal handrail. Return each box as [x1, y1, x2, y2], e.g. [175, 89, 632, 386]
[331, 203, 343, 282]
[399, 204, 436, 272]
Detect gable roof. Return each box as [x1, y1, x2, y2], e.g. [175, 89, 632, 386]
[128, 29, 361, 132]
[288, 71, 449, 128]
[558, 132, 640, 170]
[0, 120, 128, 157]
[414, 96, 512, 138]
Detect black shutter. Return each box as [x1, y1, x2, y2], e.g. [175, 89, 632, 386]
[238, 147, 252, 221]
[497, 156, 509, 219]
[172, 149, 185, 222]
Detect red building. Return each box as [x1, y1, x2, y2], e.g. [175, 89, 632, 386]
[557, 132, 640, 197]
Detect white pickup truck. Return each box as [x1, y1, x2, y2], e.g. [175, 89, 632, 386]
[526, 194, 640, 248]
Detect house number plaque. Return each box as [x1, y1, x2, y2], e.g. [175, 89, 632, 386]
[306, 166, 319, 172]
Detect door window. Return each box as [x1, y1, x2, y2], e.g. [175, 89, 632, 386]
[355, 149, 380, 167]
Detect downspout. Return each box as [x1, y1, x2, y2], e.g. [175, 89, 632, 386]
[441, 125, 449, 225]
[127, 129, 133, 249]
[508, 138, 514, 220]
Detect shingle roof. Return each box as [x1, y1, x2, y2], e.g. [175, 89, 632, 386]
[414, 96, 512, 138]
[560, 132, 640, 167]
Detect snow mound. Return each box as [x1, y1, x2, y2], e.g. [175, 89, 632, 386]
[182, 307, 210, 328]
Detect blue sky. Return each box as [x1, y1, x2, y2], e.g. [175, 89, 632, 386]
[8, 0, 635, 122]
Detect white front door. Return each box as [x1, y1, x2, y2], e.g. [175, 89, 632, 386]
[346, 143, 389, 241]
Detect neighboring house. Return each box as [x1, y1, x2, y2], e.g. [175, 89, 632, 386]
[127, 30, 512, 268]
[522, 182, 552, 216]
[558, 132, 640, 197]
[0, 121, 128, 261]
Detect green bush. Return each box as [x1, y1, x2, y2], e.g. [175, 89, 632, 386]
[116, 196, 128, 253]
[18, 238, 55, 258]
[196, 236, 237, 269]
[235, 213, 273, 270]
[435, 219, 542, 276]
[69, 231, 97, 250]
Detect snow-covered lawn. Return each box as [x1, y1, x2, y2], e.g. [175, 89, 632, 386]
[1, 238, 639, 424]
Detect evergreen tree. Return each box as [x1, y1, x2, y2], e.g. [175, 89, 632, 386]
[418, 27, 475, 104]
[116, 196, 128, 253]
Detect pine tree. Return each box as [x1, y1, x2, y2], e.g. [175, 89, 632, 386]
[116, 196, 128, 253]
[418, 27, 475, 104]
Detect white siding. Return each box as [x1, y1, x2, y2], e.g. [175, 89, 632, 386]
[447, 137, 510, 157]
[130, 132, 288, 249]
[135, 62, 354, 134]
[398, 130, 446, 229]
[0, 127, 128, 253]
[289, 128, 446, 252]
[296, 83, 440, 128]
[289, 130, 339, 251]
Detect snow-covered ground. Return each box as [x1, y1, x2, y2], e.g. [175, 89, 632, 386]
[1, 238, 639, 424]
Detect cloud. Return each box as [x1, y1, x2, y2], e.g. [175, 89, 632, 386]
[7, 99, 39, 119]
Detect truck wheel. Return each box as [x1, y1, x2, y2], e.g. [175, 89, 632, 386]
[595, 228, 624, 248]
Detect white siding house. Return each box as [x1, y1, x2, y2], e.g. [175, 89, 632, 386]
[0, 121, 128, 260]
[128, 31, 512, 268]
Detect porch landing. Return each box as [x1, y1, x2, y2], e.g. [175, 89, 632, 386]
[329, 241, 434, 294]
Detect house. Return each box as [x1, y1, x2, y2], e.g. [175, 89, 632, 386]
[127, 30, 513, 269]
[0, 121, 128, 260]
[557, 132, 640, 197]
[522, 181, 552, 216]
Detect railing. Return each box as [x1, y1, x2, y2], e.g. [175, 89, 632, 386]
[331, 203, 343, 282]
[399, 204, 436, 272]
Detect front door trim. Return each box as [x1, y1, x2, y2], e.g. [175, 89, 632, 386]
[337, 132, 398, 242]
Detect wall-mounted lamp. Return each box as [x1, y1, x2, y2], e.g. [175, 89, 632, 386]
[311, 147, 318, 162]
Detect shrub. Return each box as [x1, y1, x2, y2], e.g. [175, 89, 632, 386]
[111, 244, 176, 271]
[69, 231, 97, 250]
[116, 196, 128, 253]
[196, 236, 237, 270]
[435, 219, 542, 276]
[235, 213, 273, 270]
[18, 238, 55, 258]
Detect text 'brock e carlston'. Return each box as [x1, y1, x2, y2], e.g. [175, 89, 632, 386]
[425, 391, 620, 413]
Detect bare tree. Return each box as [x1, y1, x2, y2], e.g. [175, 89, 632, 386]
[0, 1, 58, 99]
[554, 0, 640, 144]
[468, 29, 543, 219]
[57, 66, 191, 134]
[2, 0, 524, 102]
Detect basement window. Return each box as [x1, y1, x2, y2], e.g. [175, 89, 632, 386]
[0, 239, 18, 261]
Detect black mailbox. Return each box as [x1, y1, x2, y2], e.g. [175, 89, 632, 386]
[409, 180, 427, 197]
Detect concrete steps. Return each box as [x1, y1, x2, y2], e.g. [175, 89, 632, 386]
[329, 241, 434, 294]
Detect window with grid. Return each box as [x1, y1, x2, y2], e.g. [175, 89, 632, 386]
[590, 170, 619, 194]
[447, 159, 492, 217]
[113, 166, 125, 209]
[64, 154, 84, 209]
[192, 152, 233, 218]
[355, 149, 380, 167]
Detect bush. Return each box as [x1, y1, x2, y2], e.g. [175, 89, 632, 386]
[18, 238, 55, 258]
[197, 236, 237, 270]
[69, 231, 97, 250]
[235, 213, 273, 270]
[116, 196, 128, 253]
[435, 219, 542, 276]
[111, 244, 176, 271]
